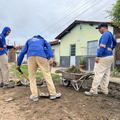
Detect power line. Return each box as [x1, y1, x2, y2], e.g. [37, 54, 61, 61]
[43, 0, 101, 38]
[40, 0, 86, 32]
[57, 0, 110, 34]
[89, 0, 113, 20]
[39, 0, 92, 35]
[43, 0, 100, 37]
[41, 0, 110, 40]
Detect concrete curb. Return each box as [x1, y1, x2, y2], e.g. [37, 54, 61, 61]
[110, 77, 120, 84]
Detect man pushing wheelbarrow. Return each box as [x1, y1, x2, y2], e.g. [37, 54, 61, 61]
[17, 35, 61, 102]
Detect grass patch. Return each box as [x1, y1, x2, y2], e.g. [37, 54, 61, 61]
[112, 67, 120, 77]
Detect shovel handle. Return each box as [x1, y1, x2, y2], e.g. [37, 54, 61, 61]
[17, 67, 23, 74]
[22, 74, 29, 81]
[16, 67, 29, 80]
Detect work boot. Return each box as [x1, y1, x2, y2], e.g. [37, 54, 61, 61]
[39, 81, 47, 87]
[3, 83, 15, 89]
[50, 93, 62, 100]
[98, 89, 108, 95]
[0, 83, 4, 88]
[84, 91, 98, 96]
[30, 95, 39, 102]
[39, 92, 49, 98]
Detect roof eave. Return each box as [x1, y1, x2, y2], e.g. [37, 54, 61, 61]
[55, 20, 112, 39]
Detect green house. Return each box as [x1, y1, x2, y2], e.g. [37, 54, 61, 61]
[51, 20, 114, 70]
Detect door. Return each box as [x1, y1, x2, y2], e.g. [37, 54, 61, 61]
[70, 44, 76, 66]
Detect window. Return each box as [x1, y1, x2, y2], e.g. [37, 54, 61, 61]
[70, 44, 76, 56]
[87, 40, 98, 56]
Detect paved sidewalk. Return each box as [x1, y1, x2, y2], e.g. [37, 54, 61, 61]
[110, 77, 120, 84]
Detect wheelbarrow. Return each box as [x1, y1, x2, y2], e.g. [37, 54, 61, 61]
[61, 72, 94, 91]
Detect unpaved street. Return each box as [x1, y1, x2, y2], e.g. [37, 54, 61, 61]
[0, 84, 120, 120]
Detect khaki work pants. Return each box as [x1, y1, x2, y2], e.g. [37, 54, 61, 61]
[90, 56, 114, 94]
[28, 56, 56, 97]
[0, 54, 9, 84]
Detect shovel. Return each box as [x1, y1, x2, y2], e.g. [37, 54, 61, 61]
[16, 67, 44, 86]
[16, 67, 30, 86]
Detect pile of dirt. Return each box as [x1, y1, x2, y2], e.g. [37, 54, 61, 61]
[109, 82, 120, 100]
[66, 66, 81, 73]
[55, 66, 82, 74]
[0, 85, 120, 120]
[2, 64, 119, 120]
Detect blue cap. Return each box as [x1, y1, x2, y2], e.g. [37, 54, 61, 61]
[96, 23, 108, 29]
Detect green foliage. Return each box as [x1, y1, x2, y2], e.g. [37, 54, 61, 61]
[112, 67, 120, 77]
[66, 66, 81, 73]
[80, 57, 86, 65]
[111, 0, 120, 27]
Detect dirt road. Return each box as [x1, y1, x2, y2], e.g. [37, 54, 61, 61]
[0, 84, 120, 120]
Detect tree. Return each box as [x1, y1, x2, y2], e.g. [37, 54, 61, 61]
[112, 0, 120, 27]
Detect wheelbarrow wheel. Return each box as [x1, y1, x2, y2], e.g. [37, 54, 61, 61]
[62, 79, 71, 87]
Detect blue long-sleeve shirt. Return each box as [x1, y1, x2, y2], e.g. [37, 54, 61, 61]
[97, 31, 117, 57]
[0, 27, 14, 55]
[17, 37, 53, 66]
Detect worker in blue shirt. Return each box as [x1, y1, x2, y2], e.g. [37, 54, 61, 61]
[17, 35, 61, 101]
[0, 27, 16, 88]
[85, 23, 117, 96]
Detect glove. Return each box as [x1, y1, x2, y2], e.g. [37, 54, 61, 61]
[16, 66, 20, 69]
[16, 66, 21, 71]
[16, 66, 23, 74]
[13, 44, 17, 50]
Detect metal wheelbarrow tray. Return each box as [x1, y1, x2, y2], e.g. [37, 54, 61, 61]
[61, 72, 94, 91]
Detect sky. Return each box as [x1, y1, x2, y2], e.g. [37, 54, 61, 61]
[0, 0, 117, 45]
